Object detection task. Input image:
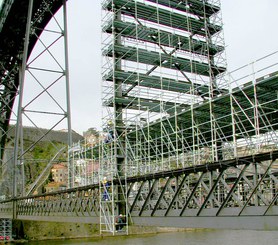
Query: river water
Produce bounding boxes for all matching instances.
[25,229,278,245]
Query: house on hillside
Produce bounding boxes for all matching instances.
[51,163,68,183]
[45,163,68,193]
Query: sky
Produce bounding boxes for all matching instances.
[18,0,278,135]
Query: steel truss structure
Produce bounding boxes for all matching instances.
[0,151,277,230]
[0,0,72,198]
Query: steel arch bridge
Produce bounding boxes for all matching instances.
[0,0,278,235]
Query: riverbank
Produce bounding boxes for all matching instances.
[9,220,197,243]
[2,229,278,245]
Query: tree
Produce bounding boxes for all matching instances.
[83,127,99,137]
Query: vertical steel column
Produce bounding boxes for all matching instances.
[229,78,237,158]
[63,0,73,188]
[13,0,34,199]
[12,0,34,219]
[114,8,126,217]
[252,62,260,153]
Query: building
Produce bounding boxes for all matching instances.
[51,163,68,183]
[45,163,68,193]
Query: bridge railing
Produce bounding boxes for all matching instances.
[227,50,278,90]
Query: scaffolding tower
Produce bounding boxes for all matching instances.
[100,0,278,234]
[100,0,225,234]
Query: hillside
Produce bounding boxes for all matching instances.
[6,125,84,144]
[0,126,84,198]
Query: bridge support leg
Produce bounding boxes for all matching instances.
[13,0,34,199]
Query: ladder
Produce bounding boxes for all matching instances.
[99,175,129,235]
[99,135,129,235]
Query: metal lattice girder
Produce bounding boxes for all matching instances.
[215,164,249,215]
[103,0,222,37]
[0,0,64,161]
[0,0,64,80]
[196,169,226,215]
[0,150,277,229]
[126,152,278,217]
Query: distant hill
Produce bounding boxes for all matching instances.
[7,125,84,144]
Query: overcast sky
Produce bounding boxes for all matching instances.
[22,0,278,135]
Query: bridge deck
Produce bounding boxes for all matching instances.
[1,149,277,230]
